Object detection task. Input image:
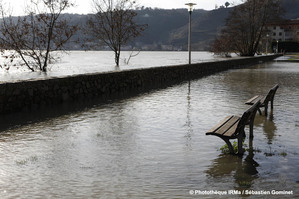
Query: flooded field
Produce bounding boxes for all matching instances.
[0,51,236,83]
[0,60,299,198]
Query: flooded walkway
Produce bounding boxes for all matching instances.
[0,61,298,198]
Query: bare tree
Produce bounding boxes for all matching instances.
[0,0,78,72]
[124,49,140,64]
[212,0,282,56]
[211,33,233,57]
[87,0,146,66]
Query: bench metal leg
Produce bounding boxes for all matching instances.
[221,137,234,154]
[237,130,245,155]
[257,108,262,115]
[249,120,254,139]
[249,136,253,149]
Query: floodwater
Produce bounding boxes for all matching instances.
[0,60,299,198]
[0,51,237,83]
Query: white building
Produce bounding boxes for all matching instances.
[266,19,299,41]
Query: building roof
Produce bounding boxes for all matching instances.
[267,19,299,26]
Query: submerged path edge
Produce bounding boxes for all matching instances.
[0,54,281,115]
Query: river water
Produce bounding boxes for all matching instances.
[0,51,236,83]
[0,58,299,198]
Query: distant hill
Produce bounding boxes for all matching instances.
[67,7,231,51]
[134,0,299,51]
[134,8,211,50]
[281,0,299,19]
[77,0,299,51]
[167,8,231,51]
[6,0,297,51]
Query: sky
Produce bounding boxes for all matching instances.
[2,0,243,16]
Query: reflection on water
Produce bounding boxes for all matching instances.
[254,111,277,144]
[1,61,299,198]
[206,145,259,189]
[184,81,193,150]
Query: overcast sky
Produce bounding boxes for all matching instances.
[2,0,243,15]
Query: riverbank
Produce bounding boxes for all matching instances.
[0,54,281,114]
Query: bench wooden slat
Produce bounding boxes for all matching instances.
[214,116,240,136]
[260,96,267,104]
[223,122,239,137]
[206,116,233,134]
[245,95,260,105]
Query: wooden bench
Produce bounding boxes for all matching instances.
[206,100,261,155]
[245,84,279,116]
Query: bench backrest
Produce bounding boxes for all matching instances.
[265,84,279,103]
[237,100,261,132]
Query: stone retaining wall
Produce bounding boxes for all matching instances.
[0,54,281,114]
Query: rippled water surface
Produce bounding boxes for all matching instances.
[0,61,299,198]
[0,51,233,83]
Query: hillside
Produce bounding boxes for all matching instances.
[13,0,297,51]
[281,0,299,19]
[132,0,299,51]
[131,8,231,51]
[65,7,231,51]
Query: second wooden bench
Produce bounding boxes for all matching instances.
[245,84,279,116]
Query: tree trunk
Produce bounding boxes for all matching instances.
[114,50,120,66]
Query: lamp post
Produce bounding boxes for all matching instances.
[276,40,279,53]
[185,3,196,64]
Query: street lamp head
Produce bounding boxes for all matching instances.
[185,3,197,12]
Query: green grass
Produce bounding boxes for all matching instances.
[220,141,247,154]
[238,181,253,188]
[15,156,38,166]
[287,53,299,61]
[279,151,287,157]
